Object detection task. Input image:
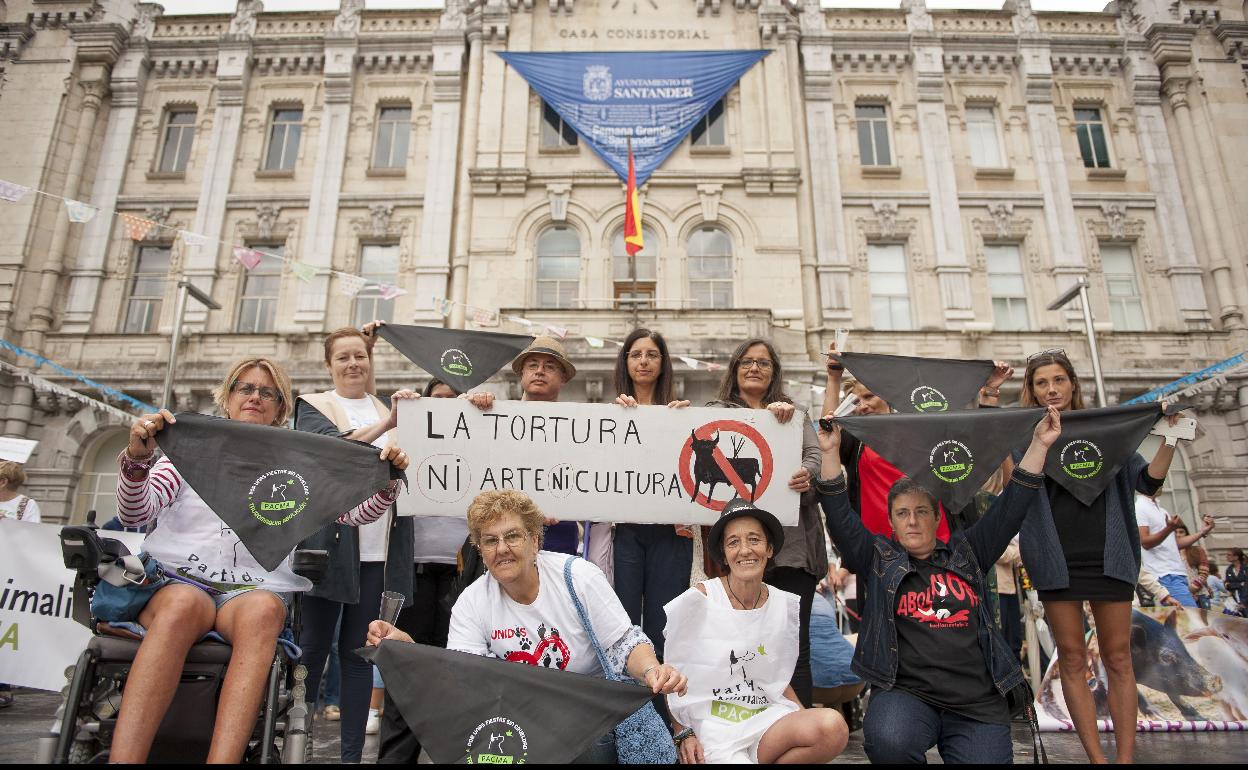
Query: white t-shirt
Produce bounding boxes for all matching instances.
[333,392,392,562]
[447,551,631,677]
[0,494,41,523]
[1136,495,1187,578]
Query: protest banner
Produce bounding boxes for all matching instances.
[0,520,143,691]
[1035,607,1248,732]
[0,436,37,463]
[395,399,804,525]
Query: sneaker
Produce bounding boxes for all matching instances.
[365,708,380,735]
[322,704,340,722]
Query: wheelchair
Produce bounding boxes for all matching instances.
[35,517,327,764]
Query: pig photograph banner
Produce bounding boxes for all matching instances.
[395,399,804,525]
[1035,607,1248,732]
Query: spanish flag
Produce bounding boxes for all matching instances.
[624,139,644,256]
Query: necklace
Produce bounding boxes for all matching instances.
[724,576,764,610]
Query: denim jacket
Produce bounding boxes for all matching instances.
[815,468,1045,697]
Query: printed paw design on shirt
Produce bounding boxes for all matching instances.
[503,623,571,669]
[896,570,977,628]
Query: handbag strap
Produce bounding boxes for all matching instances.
[15,496,29,520]
[562,555,618,681]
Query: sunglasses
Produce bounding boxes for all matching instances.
[1027,348,1069,363]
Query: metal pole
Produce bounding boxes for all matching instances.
[161,282,190,411]
[1078,280,1109,407]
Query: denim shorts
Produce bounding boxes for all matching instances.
[212,585,293,611]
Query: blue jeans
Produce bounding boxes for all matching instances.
[612,523,693,659]
[1159,573,1198,607]
[863,687,1012,764]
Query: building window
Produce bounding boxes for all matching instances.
[856,104,892,166]
[236,245,283,334]
[690,98,726,147]
[611,226,658,308]
[1074,107,1111,169]
[966,105,1003,168]
[1138,436,1197,525]
[353,244,401,327]
[157,109,196,173]
[72,431,129,525]
[687,226,733,309]
[867,243,911,330]
[264,107,303,171]
[372,105,411,170]
[535,226,580,308]
[1100,244,1146,331]
[541,100,578,148]
[984,244,1029,331]
[122,245,172,333]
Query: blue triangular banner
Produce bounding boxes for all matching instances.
[498,50,769,186]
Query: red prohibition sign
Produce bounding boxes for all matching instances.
[678,420,775,512]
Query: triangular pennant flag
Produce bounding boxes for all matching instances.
[64,199,97,223]
[232,245,263,270]
[0,180,31,202]
[360,641,654,765]
[120,213,157,241]
[178,229,212,251]
[155,413,400,571]
[339,273,368,297]
[376,324,536,393]
[378,284,407,301]
[834,352,995,414]
[434,297,453,316]
[507,314,535,327]
[583,335,605,349]
[290,260,318,282]
[498,51,769,185]
[471,308,499,327]
[1042,403,1164,506]
[544,324,568,339]
[836,408,1044,515]
[680,356,700,370]
[706,362,724,372]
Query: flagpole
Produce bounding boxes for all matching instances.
[627,137,639,328]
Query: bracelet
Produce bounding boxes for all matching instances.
[981,386,1001,397]
[673,727,694,745]
[641,663,660,680]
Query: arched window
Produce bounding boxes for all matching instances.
[611,226,658,308]
[535,226,581,309]
[72,431,130,525]
[687,226,733,309]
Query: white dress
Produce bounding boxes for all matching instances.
[663,578,801,764]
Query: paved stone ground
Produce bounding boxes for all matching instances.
[3,687,1244,764]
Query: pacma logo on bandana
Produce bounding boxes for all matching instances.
[441,348,473,378]
[247,469,310,526]
[466,716,529,764]
[910,385,949,413]
[929,440,973,484]
[1060,439,1104,480]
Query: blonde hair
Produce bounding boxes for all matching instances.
[214,357,294,426]
[466,490,545,549]
[0,461,26,488]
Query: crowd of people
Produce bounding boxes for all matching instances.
[6,321,1241,764]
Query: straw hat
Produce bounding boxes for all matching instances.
[511,335,577,381]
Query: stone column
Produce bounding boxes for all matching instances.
[447,18,487,330]
[293,32,357,331]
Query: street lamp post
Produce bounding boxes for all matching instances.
[160,279,222,410]
[1047,277,1108,408]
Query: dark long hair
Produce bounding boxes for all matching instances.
[422,378,459,397]
[1021,350,1086,411]
[614,328,675,404]
[716,338,790,407]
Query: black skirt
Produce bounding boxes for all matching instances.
[1037,565,1135,603]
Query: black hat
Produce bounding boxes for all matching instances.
[707,498,785,569]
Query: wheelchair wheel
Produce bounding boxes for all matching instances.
[67,736,107,764]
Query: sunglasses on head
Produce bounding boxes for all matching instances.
[1027,348,1069,363]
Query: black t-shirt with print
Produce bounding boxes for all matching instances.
[892,557,1009,724]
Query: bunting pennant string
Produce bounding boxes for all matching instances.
[290,260,318,283]
[0,339,155,414]
[232,246,263,270]
[377,284,407,301]
[0,180,30,202]
[339,273,368,298]
[64,199,97,223]
[120,212,157,241]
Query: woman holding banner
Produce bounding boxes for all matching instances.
[707,338,824,707]
[108,356,410,763]
[815,407,1061,763]
[1018,350,1183,764]
[611,328,694,659]
[294,327,417,764]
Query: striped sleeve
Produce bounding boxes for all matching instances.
[116,452,183,528]
[338,484,399,527]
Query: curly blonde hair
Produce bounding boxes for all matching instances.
[213,357,294,426]
[466,490,545,549]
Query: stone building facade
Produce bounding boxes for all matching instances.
[0,0,1245,549]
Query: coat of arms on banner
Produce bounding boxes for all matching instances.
[583,65,612,102]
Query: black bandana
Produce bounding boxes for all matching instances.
[834,352,995,413]
[376,324,534,392]
[155,413,401,571]
[836,408,1044,514]
[1042,403,1164,506]
[358,641,654,764]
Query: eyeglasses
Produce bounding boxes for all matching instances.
[522,359,562,374]
[627,350,663,362]
[1027,348,1068,363]
[739,358,774,371]
[231,381,283,402]
[478,530,528,553]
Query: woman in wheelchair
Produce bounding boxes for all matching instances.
[108,357,411,763]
